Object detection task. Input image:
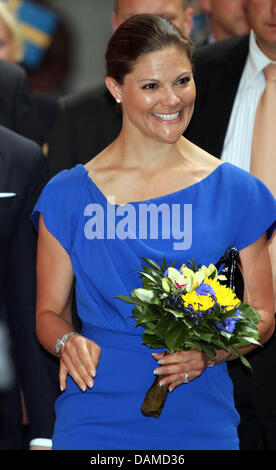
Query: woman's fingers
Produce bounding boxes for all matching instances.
[60,335,101,391]
[154,362,188,377]
[157,370,196,389]
[87,340,101,378]
[67,335,96,378]
[59,355,93,393]
[152,350,208,389]
[154,350,207,369]
[59,358,68,392]
[61,348,94,391]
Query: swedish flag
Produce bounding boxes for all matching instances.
[2,0,58,68]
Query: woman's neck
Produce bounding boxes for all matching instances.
[110,126,185,173]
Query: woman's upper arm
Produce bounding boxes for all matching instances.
[239,233,275,341]
[36,213,75,321]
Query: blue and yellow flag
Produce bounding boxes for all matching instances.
[2,0,58,68]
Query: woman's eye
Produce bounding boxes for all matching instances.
[142,83,157,90]
[177,76,190,85]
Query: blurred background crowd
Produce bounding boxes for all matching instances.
[0,1,206,96]
[0,0,251,153]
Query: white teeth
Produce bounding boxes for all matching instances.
[154,112,180,121]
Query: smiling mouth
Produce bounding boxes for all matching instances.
[153,111,182,122]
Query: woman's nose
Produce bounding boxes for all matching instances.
[160,87,180,107]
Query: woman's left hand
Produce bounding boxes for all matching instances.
[152,349,209,392]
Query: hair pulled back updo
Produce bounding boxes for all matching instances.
[105,14,193,84]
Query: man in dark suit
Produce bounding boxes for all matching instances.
[185,34,249,157]
[0,59,59,449]
[46,85,122,178]
[0,59,41,144]
[45,0,194,178]
[185,0,276,450]
[0,125,59,450]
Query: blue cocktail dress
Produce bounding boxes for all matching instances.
[32,162,276,450]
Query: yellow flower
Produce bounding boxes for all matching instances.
[181,290,215,311]
[203,278,240,310]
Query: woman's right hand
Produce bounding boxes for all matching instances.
[59,333,101,392]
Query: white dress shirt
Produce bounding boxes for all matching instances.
[221,30,276,171]
[29,438,52,448]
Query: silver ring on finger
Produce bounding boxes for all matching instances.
[184,370,189,384]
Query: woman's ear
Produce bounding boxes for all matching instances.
[105,76,122,104]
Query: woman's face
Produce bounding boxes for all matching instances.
[0,18,16,62]
[114,45,196,144]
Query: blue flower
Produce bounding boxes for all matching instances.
[196,282,216,298]
[216,310,241,334]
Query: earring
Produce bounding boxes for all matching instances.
[116,98,121,103]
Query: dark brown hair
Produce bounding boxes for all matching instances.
[106,14,193,84]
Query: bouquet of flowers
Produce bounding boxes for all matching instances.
[117,256,262,418]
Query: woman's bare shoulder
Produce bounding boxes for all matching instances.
[178,137,222,179]
[83,145,123,194]
[84,147,111,173]
[190,140,221,169]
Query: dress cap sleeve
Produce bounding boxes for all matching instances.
[31,167,83,254]
[233,173,276,251]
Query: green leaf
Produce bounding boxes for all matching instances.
[165,324,186,352]
[142,257,162,273]
[138,271,156,284]
[218,330,233,341]
[141,265,162,281]
[209,270,216,280]
[211,337,228,350]
[238,325,260,339]
[182,339,217,359]
[239,355,252,370]
[240,337,263,347]
[159,293,169,300]
[152,316,172,339]
[117,295,148,309]
[192,342,217,358]
[132,288,155,304]
[218,344,252,369]
[239,304,261,323]
[195,331,214,343]
[180,316,195,330]
[134,310,161,327]
[164,308,184,319]
[116,295,135,304]
[132,304,144,314]
[187,258,196,272]
[160,257,168,273]
[142,332,166,349]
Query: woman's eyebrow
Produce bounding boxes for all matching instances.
[137,71,192,83]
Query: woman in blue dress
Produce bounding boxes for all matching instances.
[32,15,276,450]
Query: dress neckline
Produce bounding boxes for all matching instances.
[78,162,227,207]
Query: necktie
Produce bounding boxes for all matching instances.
[250,63,276,306]
[250,63,276,197]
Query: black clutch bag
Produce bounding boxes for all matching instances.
[215,247,244,301]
